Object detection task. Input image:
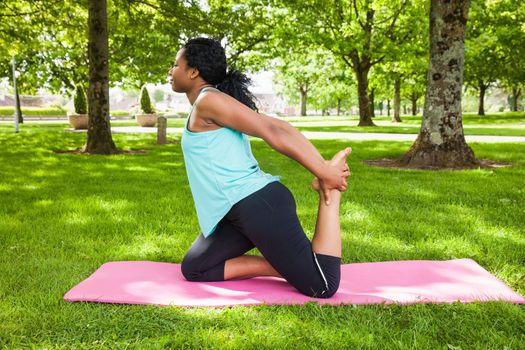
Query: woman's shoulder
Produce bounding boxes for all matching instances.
[196,88,240,115]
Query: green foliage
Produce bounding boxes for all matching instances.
[0,106,66,116]
[152,89,164,103]
[1,0,522,118]
[465,0,525,105]
[206,1,279,71]
[0,0,204,93]
[110,110,131,116]
[0,1,89,94]
[73,84,87,114]
[309,67,356,114]
[139,86,155,114]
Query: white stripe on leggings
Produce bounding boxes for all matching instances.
[313,252,329,293]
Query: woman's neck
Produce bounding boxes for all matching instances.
[187,84,215,105]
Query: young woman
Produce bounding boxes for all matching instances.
[170,37,351,298]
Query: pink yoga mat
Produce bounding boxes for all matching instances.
[64,258,525,307]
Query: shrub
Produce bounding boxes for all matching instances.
[140,86,155,114]
[25,107,66,116]
[74,84,87,114]
[0,107,66,116]
[153,89,165,103]
[0,107,14,116]
[110,110,130,116]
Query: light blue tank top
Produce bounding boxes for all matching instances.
[181,87,281,238]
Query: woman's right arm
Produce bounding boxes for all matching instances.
[262,116,348,193]
[194,92,348,199]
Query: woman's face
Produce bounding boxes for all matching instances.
[168,48,196,93]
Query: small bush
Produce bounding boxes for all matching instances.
[74,84,87,114]
[110,110,130,116]
[140,86,155,114]
[0,107,15,116]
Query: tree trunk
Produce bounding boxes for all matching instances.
[337,98,341,116]
[392,78,402,122]
[411,91,418,116]
[387,99,391,116]
[512,88,521,112]
[83,0,118,154]
[398,0,478,169]
[300,88,307,116]
[355,66,376,126]
[369,88,375,118]
[478,80,486,116]
[14,86,23,124]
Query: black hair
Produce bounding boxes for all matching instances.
[182,37,259,112]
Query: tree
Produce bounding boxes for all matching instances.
[1,0,205,154]
[310,67,355,116]
[272,48,333,116]
[0,1,89,95]
[404,74,426,116]
[83,0,117,154]
[1,0,204,94]
[464,0,525,113]
[464,0,501,115]
[399,0,478,169]
[205,1,278,72]
[490,0,525,112]
[0,1,51,123]
[277,0,415,126]
[109,0,204,88]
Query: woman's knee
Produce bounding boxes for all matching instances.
[181,251,225,282]
[298,279,340,299]
[305,253,341,299]
[181,253,202,282]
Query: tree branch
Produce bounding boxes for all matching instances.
[387,0,408,40]
[353,0,366,31]
[370,55,386,66]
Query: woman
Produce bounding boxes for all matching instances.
[170,37,351,298]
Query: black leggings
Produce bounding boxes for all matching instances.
[181,181,341,298]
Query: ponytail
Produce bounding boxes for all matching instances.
[216,68,259,112]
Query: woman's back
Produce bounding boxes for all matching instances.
[181,87,281,238]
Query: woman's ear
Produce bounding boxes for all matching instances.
[190,68,200,80]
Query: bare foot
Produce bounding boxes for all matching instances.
[312,147,352,192]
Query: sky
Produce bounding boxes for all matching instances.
[247,70,275,94]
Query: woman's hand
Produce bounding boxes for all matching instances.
[317,148,352,205]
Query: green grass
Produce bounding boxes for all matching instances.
[0,124,524,349]
[288,112,525,136]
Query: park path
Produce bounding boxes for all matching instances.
[66,126,525,143]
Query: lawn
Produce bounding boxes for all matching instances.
[3,111,524,137]
[0,124,524,349]
[287,112,525,137]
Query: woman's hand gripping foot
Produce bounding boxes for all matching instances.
[312,147,352,205]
